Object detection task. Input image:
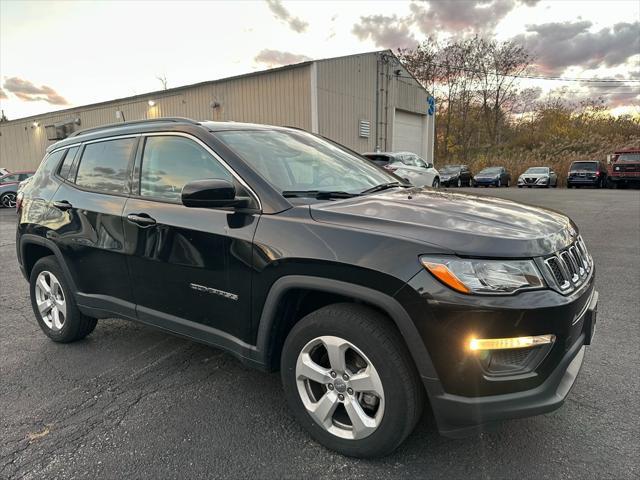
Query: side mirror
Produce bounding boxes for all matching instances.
[181,178,251,209]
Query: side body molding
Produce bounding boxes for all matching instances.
[253,275,440,382]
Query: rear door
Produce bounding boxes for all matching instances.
[123,133,259,344]
[47,136,138,317]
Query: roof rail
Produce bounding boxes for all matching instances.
[68,117,200,138]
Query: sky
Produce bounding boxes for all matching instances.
[1,0,639,120]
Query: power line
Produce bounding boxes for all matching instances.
[395,63,640,83]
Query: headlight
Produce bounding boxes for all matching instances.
[420,256,545,294]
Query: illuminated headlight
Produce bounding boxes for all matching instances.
[615,166,620,171]
[537,177,548,183]
[420,257,545,294]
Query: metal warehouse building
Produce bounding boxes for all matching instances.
[0,50,434,171]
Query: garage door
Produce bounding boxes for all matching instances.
[392,110,425,157]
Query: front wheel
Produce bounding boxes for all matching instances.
[281,304,424,458]
[1,192,17,208]
[432,177,440,188]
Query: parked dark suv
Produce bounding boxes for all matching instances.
[16,118,598,458]
[567,160,607,188]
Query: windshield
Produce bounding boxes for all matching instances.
[617,152,640,163]
[478,167,501,175]
[525,167,549,174]
[214,130,397,195]
[441,165,461,173]
[571,162,597,171]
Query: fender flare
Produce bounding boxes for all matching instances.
[19,234,79,293]
[254,275,439,381]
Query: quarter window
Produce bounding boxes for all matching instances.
[75,138,136,194]
[139,136,232,202]
[57,146,79,179]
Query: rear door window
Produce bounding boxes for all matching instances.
[74,138,137,194]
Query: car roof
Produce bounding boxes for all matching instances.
[47,118,296,153]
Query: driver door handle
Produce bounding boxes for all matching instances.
[126,213,157,227]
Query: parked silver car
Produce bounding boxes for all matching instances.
[362,151,440,188]
[0,171,35,207]
[517,167,558,188]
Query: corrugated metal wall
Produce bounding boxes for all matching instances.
[316,53,378,153]
[0,66,312,170]
[1,51,432,171]
[315,52,431,155]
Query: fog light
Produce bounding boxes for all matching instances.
[469,334,555,351]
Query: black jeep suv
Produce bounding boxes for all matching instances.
[16,118,598,457]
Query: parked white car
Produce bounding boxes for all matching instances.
[362,151,440,188]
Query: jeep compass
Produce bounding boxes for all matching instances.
[16,118,598,458]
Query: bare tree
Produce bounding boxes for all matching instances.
[156,75,168,90]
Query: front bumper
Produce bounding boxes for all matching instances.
[518,177,548,186]
[395,265,597,437]
[430,289,597,437]
[473,178,499,186]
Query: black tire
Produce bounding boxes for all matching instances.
[456,178,462,188]
[29,256,97,343]
[432,177,440,188]
[281,303,424,458]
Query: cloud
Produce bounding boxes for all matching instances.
[265,0,308,33]
[0,88,7,100]
[3,77,69,105]
[351,0,539,47]
[254,49,312,67]
[352,14,417,49]
[512,21,640,75]
[410,0,520,36]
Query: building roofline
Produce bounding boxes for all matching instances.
[0,50,397,125]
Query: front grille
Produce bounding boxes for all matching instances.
[543,237,592,293]
[525,177,536,184]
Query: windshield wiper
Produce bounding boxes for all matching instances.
[360,182,404,194]
[282,190,360,200]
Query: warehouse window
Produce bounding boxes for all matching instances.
[139,136,232,202]
[75,138,136,194]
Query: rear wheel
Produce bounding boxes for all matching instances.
[1,192,17,208]
[281,303,424,458]
[29,256,97,343]
[432,177,440,188]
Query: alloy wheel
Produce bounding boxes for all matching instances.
[295,335,385,440]
[2,193,17,208]
[34,271,67,331]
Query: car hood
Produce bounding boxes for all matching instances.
[309,188,576,257]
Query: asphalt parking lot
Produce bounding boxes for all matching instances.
[1,187,639,479]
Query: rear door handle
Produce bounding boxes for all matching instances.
[126,213,157,227]
[52,200,73,211]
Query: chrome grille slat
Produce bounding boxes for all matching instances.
[543,237,592,294]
